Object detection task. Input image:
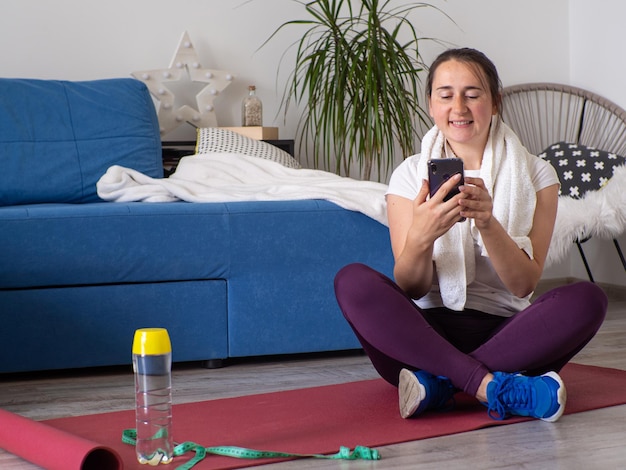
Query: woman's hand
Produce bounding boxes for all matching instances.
[458,176,493,229]
[387,174,466,299]
[420,173,467,237]
[456,176,560,298]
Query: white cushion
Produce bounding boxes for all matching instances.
[195,128,300,169]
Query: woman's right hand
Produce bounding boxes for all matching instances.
[413,174,466,243]
[387,174,465,298]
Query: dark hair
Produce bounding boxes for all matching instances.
[426,48,502,116]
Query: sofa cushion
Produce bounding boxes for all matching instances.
[0,78,162,205]
[0,201,231,289]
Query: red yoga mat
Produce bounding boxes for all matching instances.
[0,408,122,470]
[2,363,625,470]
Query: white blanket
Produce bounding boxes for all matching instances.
[96,152,389,226]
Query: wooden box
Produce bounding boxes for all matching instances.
[221,126,279,140]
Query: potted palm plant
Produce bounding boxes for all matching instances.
[262,0,449,181]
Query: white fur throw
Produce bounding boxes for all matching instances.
[547,164,626,266]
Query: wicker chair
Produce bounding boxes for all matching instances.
[502,83,626,281]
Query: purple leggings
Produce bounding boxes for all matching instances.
[334,263,608,397]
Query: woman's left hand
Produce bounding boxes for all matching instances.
[458,176,493,229]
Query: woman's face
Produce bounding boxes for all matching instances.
[428,59,497,154]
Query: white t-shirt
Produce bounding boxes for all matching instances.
[386,152,559,317]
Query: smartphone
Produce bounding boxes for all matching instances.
[428,158,464,201]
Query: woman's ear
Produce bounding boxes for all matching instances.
[492,92,502,115]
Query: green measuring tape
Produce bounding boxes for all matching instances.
[122,429,380,469]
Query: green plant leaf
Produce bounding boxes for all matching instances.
[258,0,453,180]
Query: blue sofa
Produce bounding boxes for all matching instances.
[0,78,394,373]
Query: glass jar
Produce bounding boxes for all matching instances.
[242,85,263,127]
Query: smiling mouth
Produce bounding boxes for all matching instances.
[450,120,472,126]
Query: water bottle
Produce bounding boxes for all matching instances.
[132,328,174,465]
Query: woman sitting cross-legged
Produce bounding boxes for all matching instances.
[334,47,608,422]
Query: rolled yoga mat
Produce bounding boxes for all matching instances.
[0,408,122,470]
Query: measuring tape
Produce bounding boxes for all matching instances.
[122,429,380,469]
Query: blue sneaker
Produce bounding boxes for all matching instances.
[398,369,456,418]
[486,371,566,422]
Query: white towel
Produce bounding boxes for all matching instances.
[418,117,536,310]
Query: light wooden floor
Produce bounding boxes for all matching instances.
[1,282,625,469]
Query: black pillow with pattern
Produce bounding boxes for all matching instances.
[539,142,626,199]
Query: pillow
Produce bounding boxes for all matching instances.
[195,128,301,169]
[0,78,162,206]
[539,142,626,199]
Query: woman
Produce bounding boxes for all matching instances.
[334,48,608,422]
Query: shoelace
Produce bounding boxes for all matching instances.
[487,374,533,420]
[122,429,380,469]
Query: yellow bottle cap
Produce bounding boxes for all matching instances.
[132,328,172,355]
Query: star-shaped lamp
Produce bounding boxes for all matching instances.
[132,31,235,135]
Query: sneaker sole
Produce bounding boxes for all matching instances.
[399,368,426,419]
[540,371,567,422]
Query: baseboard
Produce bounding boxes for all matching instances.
[536,277,626,301]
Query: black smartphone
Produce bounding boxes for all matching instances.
[428,158,464,201]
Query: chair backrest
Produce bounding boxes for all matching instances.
[501,82,626,157]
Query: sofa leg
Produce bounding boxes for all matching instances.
[202,359,226,369]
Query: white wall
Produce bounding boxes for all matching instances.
[570,0,626,108]
[0,0,570,143]
[1,0,624,285]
